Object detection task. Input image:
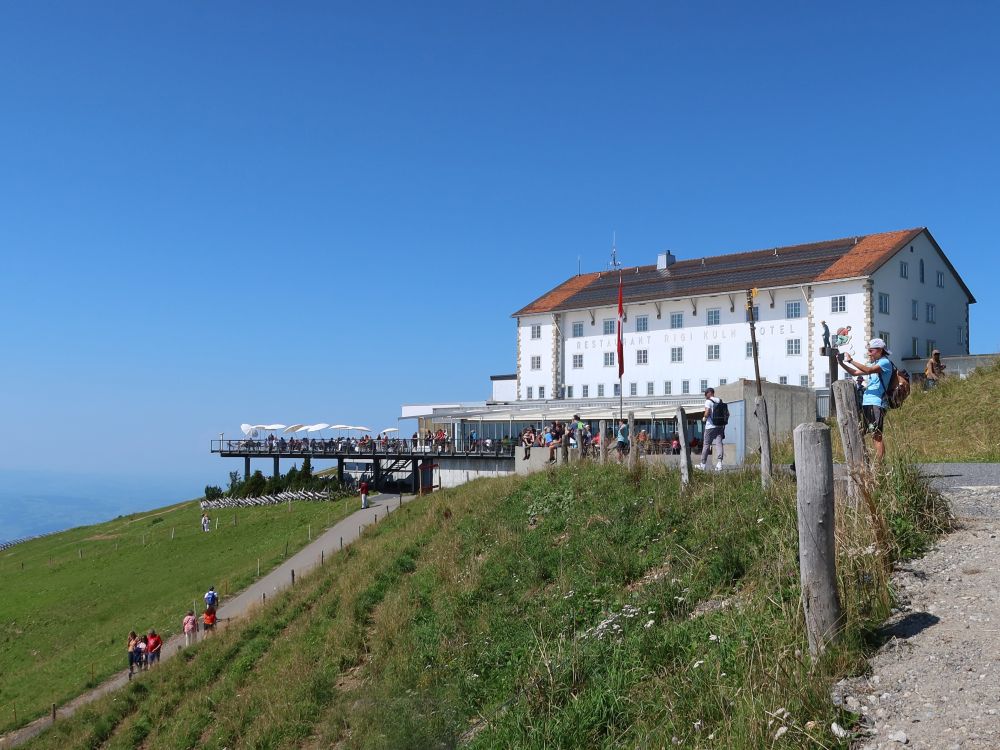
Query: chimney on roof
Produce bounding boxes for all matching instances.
[656,250,676,270]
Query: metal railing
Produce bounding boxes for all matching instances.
[211,438,517,458]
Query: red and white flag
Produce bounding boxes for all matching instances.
[617,272,625,379]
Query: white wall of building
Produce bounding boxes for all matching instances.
[870,232,970,362]
[517,314,556,400]
[491,377,517,402]
[809,279,870,387]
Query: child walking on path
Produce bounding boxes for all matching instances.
[183,610,199,647]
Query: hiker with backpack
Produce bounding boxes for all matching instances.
[839,337,909,462]
[698,388,729,472]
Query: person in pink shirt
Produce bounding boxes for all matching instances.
[182,610,198,647]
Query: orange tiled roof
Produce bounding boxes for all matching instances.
[512,228,974,316]
[516,271,602,315]
[814,228,924,281]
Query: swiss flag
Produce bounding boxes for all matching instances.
[617,272,625,379]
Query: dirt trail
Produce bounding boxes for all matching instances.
[837,481,1000,749]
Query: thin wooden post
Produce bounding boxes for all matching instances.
[51,703,56,723]
[262,592,266,604]
[308,524,312,541]
[257,558,260,577]
[755,396,772,489]
[291,569,295,586]
[340,536,343,550]
[627,411,636,469]
[832,379,866,509]
[321,550,324,565]
[793,422,843,658]
[599,420,607,464]
[676,405,692,487]
[171,527,175,540]
[828,355,840,416]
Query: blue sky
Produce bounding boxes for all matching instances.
[1,1,998,508]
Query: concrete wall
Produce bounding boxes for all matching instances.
[437,457,517,488]
[716,379,816,456]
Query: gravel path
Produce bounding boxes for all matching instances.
[835,476,1000,749]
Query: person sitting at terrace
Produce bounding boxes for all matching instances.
[278,437,287,451]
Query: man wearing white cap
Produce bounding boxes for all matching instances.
[838,338,892,462]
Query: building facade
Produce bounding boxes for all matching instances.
[514,228,973,401]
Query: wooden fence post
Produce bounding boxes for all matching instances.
[676,405,692,487]
[755,396,772,489]
[832,379,866,509]
[793,422,843,658]
[627,411,636,469]
[599,420,607,464]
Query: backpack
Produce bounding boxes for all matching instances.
[710,398,729,426]
[206,590,218,607]
[878,361,911,409]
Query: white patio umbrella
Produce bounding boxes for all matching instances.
[284,424,306,433]
[307,423,330,432]
[379,427,399,434]
[294,425,312,433]
[240,423,254,436]
[262,423,286,431]
[351,425,372,433]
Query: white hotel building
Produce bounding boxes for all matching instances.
[514,227,973,402]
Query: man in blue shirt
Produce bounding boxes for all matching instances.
[838,337,893,462]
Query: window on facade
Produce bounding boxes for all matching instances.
[682,380,690,394]
[700,379,709,393]
[825,373,831,387]
[912,337,919,357]
[630,382,637,396]
[636,349,648,365]
[636,315,648,332]
[900,261,908,279]
[785,300,801,319]
[603,319,615,335]
[597,384,605,397]
[538,386,545,399]
[582,385,589,398]
[926,340,936,357]
[746,305,760,322]
[912,299,918,320]
[831,296,846,313]
[779,376,788,385]
[706,308,720,326]
[566,385,574,399]
[526,386,533,399]
[647,381,654,396]
[878,293,890,314]
[664,380,672,395]
[613,383,621,397]
[530,356,541,370]
[878,331,890,350]
[572,354,583,369]
[671,346,683,363]
[958,326,965,346]
[603,352,615,367]
[746,341,757,358]
[926,303,936,323]
[936,271,944,288]
[800,375,809,387]
[530,324,541,339]
[670,311,684,329]
[787,338,801,356]
[707,344,720,361]
[919,259,925,283]
[572,322,584,338]
[719,378,727,385]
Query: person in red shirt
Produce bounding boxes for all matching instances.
[146,629,162,666]
[203,607,217,635]
[359,479,369,509]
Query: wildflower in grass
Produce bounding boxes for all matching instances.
[692,659,704,669]
[644,620,654,629]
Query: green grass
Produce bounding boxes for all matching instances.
[0,495,360,734]
[18,459,948,749]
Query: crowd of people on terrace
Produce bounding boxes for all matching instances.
[518,416,700,463]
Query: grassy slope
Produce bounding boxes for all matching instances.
[0,496,359,734]
[21,461,948,749]
[889,359,1000,461]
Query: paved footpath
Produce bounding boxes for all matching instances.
[0,492,418,749]
[835,465,1000,749]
